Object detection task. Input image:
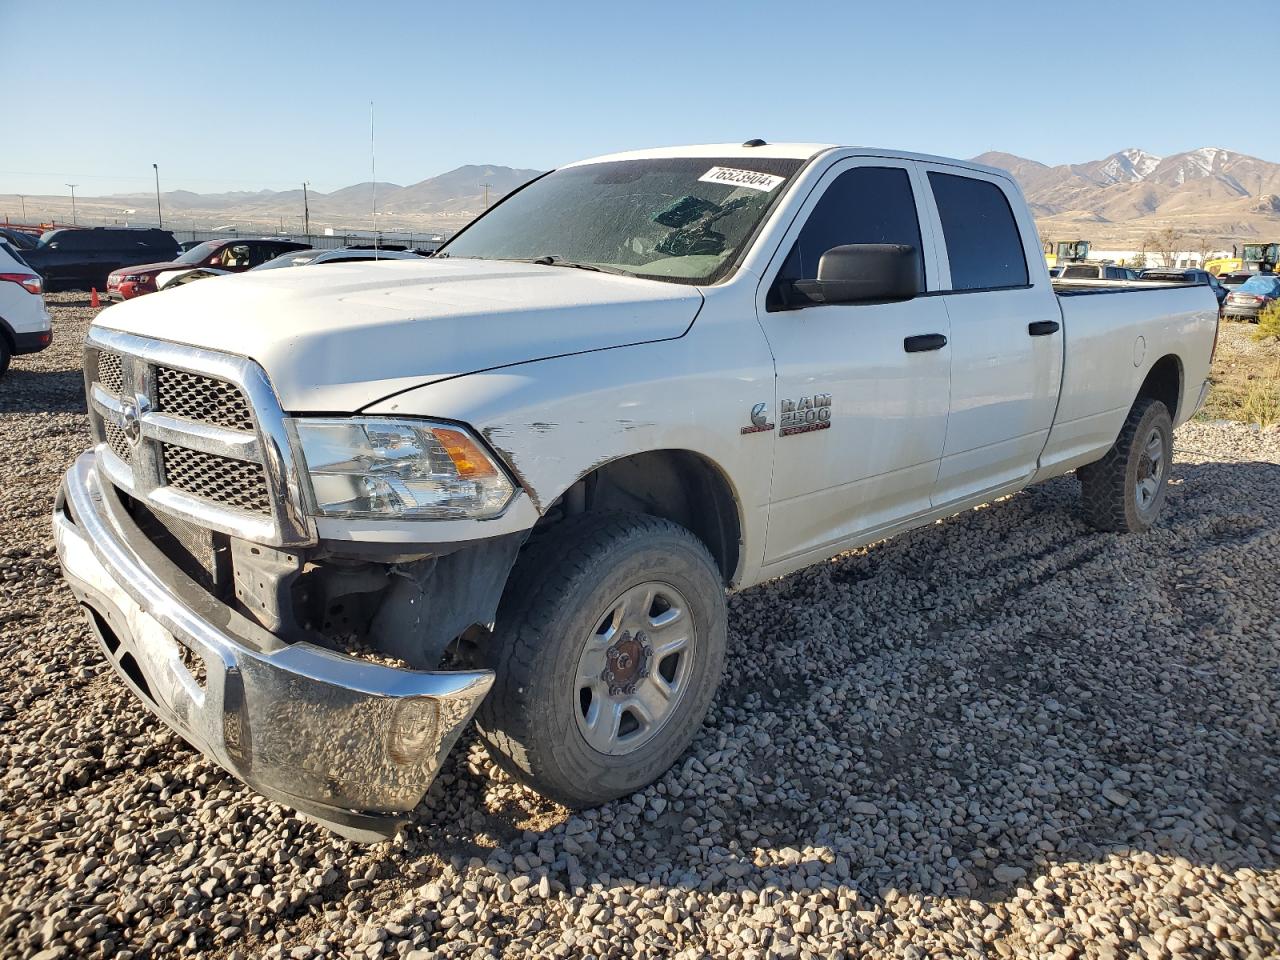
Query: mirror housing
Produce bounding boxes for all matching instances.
[784,243,922,307]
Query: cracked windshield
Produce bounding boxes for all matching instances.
[438,156,803,283]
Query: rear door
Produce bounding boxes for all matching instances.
[756,158,952,566]
[917,166,1064,506]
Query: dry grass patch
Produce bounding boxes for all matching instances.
[1198,319,1280,428]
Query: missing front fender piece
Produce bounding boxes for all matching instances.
[367,532,527,669]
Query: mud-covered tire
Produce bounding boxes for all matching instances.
[1077,398,1173,533]
[475,511,727,808]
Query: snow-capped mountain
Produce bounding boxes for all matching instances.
[1095,148,1163,183]
[972,146,1280,227]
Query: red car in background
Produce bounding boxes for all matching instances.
[106,237,309,300]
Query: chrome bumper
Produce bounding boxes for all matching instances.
[52,453,493,842]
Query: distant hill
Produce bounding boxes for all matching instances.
[5,165,547,234]
[973,147,1280,245]
[6,151,1279,245]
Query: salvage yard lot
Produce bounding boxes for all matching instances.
[1,295,1278,959]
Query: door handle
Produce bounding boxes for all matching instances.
[1028,320,1060,336]
[904,333,947,353]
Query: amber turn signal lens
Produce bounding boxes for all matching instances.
[434,427,499,478]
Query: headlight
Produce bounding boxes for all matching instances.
[288,418,515,520]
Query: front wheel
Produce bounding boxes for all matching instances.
[476,512,727,808]
[1077,398,1173,533]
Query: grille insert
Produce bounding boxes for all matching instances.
[162,444,270,514]
[104,421,132,464]
[96,352,125,396]
[155,367,255,432]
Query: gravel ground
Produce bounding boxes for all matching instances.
[2,294,1278,959]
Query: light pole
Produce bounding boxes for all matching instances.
[65,184,79,225]
[302,181,310,238]
[481,182,492,210]
[152,163,163,227]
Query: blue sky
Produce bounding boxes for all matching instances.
[1,0,1256,197]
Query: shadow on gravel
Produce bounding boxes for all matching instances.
[399,460,1279,914]
[0,367,87,414]
[8,426,1278,956]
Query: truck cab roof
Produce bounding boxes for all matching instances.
[566,142,1014,181]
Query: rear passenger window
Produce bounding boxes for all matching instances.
[928,172,1028,291]
[776,166,924,289]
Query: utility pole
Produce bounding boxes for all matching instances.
[302,181,311,239]
[152,163,163,227]
[480,182,492,210]
[66,184,79,225]
[17,195,26,220]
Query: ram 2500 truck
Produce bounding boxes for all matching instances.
[53,142,1218,840]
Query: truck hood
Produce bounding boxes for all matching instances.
[92,258,704,411]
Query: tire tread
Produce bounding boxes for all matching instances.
[476,511,721,805]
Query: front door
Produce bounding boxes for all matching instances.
[756,159,952,567]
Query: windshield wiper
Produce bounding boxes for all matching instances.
[517,255,633,277]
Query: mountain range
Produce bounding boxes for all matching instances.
[0,165,545,234]
[4,149,1279,244]
[972,147,1280,244]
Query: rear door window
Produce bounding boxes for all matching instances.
[775,165,924,287]
[928,172,1029,290]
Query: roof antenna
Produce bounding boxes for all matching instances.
[370,101,378,260]
[742,138,767,148]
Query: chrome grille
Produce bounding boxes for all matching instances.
[104,421,132,465]
[96,351,125,395]
[155,366,255,432]
[162,445,270,514]
[83,330,313,546]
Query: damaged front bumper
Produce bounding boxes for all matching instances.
[52,453,493,842]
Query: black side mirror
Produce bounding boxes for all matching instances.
[784,243,923,307]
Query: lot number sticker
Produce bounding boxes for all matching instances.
[698,166,785,192]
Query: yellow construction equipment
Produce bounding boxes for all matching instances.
[1043,239,1091,268]
[1206,242,1278,276]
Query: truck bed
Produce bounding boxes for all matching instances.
[1052,278,1198,295]
[1035,280,1218,482]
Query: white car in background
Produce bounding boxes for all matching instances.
[157,246,425,290]
[0,241,52,376]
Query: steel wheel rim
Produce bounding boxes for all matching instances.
[1135,426,1166,513]
[573,580,697,757]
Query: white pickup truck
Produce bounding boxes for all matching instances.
[54,142,1218,840]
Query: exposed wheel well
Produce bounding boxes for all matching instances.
[1137,354,1182,422]
[534,450,742,587]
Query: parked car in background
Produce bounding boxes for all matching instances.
[1218,271,1258,290]
[255,247,426,269]
[21,227,178,291]
[0,227,40,251]
[1223,273,1280,321]
[1139,268,1228,310]
[1058,262,1140,281]
[0,241,52,375]
[107,237,310,299]
[160,246,424,290]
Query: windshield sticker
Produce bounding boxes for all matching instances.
[697,166,785,193]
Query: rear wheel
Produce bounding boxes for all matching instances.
[0,338,10,378]
[476,511,727,807]
[1077,397,1173,533]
